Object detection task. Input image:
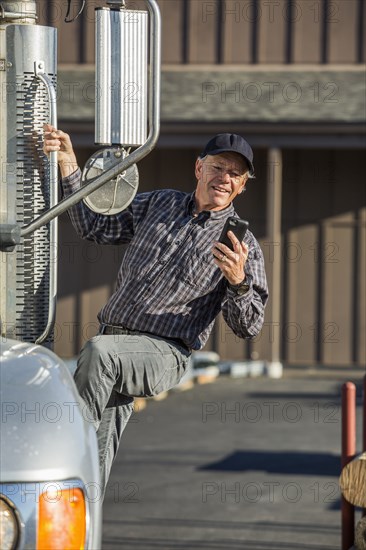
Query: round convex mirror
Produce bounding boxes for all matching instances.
[81,147,139,215]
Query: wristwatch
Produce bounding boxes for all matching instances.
[229,278,251,296]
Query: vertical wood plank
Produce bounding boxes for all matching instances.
[322,215,354,365]
[292,0,322,63]
[362,0,366,62]
[160,0,184,64]
[329,151,365,366]
[36,0,49,25]
[320,149,355,365]
[55,295,77,358]
[222,0,252,63]
[265,148,282,365]
[188,0,218,63]
[328,0,358,63]
[281,149,298,362]
[49,0,81,64]
[234,148,268,361]
[285,150,329,364]
[156,148,195,190]
[84,0,105,65]
[285,225,318,364]
[80,285,110,344]
[216,313,247,361]
[139,147,195,192]
[257,0,287,63]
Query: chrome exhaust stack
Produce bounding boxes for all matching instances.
[0,0,58,343]
[0,0,161,343]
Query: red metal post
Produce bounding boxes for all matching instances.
[363,375,366,453]
[341,382,356,550]
[363,375,366,518]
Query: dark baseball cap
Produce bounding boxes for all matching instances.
[200,133,254,176]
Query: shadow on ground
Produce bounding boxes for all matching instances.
[199,450,340,477]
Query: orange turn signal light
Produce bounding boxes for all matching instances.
[37,487,86,550]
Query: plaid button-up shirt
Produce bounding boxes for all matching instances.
[62,169,268,350]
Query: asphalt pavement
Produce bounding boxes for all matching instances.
[101,373,365,550]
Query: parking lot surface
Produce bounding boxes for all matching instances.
[102,374,365,550]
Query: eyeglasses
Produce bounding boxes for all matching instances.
[204,162,246,184]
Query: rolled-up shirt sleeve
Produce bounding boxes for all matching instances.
[221,237,269,339]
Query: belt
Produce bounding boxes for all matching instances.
[99,323,191,354]
[99,323,132,335]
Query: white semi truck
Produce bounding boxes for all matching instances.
[0,1,161,547]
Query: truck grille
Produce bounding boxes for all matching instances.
[14,72,56,342]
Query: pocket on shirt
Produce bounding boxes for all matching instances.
[181,250,222,288]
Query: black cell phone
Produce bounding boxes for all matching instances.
[218,217,249,251]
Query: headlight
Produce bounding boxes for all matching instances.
[0,497,19,550]
[37,487,86,549]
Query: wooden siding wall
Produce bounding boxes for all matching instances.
[37,0,365,65]
[55,147,366,367]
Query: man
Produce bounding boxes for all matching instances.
[44,127,268,492]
